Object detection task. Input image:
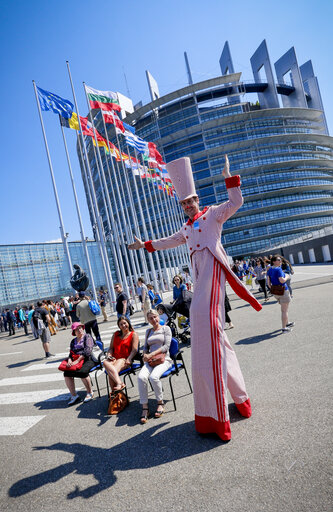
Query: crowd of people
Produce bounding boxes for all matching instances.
[231,254,294,332]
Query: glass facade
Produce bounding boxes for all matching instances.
[122,74,333,258]
[0,241,114,308]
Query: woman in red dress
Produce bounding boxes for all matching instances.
[103,316,139,393]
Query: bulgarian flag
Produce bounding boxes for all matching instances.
[85,85,121,113]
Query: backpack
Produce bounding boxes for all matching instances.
[88,300,101,315]
[32,310,45,336]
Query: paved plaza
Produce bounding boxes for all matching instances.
[0,265,332,511]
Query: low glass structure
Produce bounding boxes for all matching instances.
[0,241,114,308]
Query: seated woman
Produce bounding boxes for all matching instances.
[137,309,172,424]
[103,315,139,395]
[64,322,96,406]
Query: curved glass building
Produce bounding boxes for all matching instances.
[121,40,333,258]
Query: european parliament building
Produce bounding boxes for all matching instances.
[2,40,332,308]
[120,41,332,259]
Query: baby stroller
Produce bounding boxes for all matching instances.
[156,304,191,344]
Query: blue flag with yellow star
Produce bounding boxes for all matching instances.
[37,86,74,119]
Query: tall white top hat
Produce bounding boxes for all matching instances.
[166,157,197,201]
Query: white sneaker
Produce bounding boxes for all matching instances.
[286,322,295,327]
[68,394,80,406]
[281,327,292,334]
[83,392,94,403]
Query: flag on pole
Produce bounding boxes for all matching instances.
[59,112,95,137]
[124,131,149,154]
[148,142,164,165]
[123,122,135,134]
[37,86,74,118]
[85,85,121,112]
[102,109,125,133]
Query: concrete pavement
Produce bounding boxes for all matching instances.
[0,264,332,511]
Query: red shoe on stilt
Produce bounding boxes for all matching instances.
[235,398,252,418]
[195,415,232,441]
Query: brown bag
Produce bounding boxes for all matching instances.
[149,353,166,367]
[270,284,285,296]
[146,327,166,367]
[107,391,129,415]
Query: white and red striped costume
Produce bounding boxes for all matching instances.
[145,176,262,440]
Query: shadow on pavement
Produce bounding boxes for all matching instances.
[235,330,281,345]
[8,422,223,499]
[7,358,43,369]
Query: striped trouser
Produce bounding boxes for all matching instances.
[190,248,249,441]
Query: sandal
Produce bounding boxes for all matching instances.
[140,407,149,424]
[113,383,126,393]
[155,402,165,418]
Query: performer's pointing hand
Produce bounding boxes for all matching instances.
[222,154,231,178]
[128,235,144,250]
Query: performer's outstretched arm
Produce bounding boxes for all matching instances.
[213,154,243,223]
[128,230,186,253]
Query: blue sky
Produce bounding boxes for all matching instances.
[0,0,332,245]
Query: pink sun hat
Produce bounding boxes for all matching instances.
[71,322,85,336]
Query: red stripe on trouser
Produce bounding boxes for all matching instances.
[215,261,226,421]
[210,258,225,422]
[210,259,222,421]
[214,261,226,422]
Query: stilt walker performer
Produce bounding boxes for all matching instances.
[129,155,262,441]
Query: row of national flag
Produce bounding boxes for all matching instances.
[37,84,175,194]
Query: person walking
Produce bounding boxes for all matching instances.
[76,292,101,341]
[281,257,294,298]
[28,305,39,339]
[32,301,53,357]
[18,306,28,335]
[267,255,294,334]
[253,257,268,302]
[136,277,150,325]
[99,288,108,322]
[114,283,130,319]
[129,155,261,441]
[6,309,16,336]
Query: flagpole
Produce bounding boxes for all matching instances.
[100,117,149,284]
[90,139,124,284]
[137,152,175,280]
[103,126,142,286]
[116,140,165,292]
[65,62,116,308]
[136,151,175,282]
[32,80,73,279]
[82,86,136,297]
[124,145,160,289]
[60,122,98,302]
[75,131,117,297]
[122,153,150,283]
[132,149,165,292]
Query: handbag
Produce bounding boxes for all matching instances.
[146,327,166,367]
[129,303,135,316]
[107,391,129,415]
[91,343,105,363]
[58,352,85,372]
[149,353,166,367]
[270,284,285,296]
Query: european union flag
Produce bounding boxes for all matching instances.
[37,86,74,119]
